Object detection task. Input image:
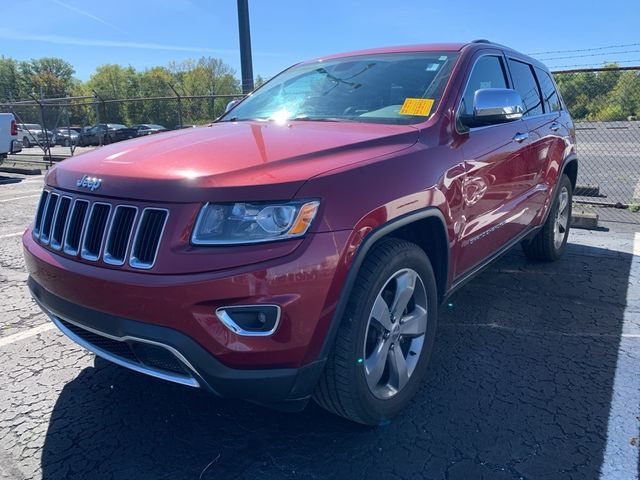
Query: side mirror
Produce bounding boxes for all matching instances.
[460,88,524,128]
[225,98,241,113]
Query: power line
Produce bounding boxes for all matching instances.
[539,49,640,61]
[547,59,640,69]
[528,42,640,56]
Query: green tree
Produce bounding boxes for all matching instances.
[87,64,138,124]
[169,57,240,122]
[136,67,177,127]
[19,57,75,98]
[554,64,640,121]
[255,74,266,88]
[0,56,21,101]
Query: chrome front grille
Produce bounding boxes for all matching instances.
[40,192,58,245]
[81,202,111,260]
[63,199,89,256]
[130,208,169,269]
[50,196,71,250]
[34,189,168,269]
[104,206,137,265]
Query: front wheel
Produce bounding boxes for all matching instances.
[522,173,573,261]
[22,137,31,148]
[314,238,438,425]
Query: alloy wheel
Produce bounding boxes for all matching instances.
[363,268,428,399]
[554,186,570,249]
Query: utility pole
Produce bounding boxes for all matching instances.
[237,0,254,94]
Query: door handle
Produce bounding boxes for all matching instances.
[513,132,529,143]
[549,122,560,132]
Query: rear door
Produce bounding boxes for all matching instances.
[531,65,568,204]
[505,58,559,216]
[454,52,537,277]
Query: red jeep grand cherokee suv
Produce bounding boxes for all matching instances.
[24,40,576,424]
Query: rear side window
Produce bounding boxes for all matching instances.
[460,55,508,117]
[507,59,543,117]
[534,67,561,113]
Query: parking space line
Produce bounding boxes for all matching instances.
[0,323,55,348]
[0,194,41,203]
[0,189,44,197]
[600,232,640,480]
[0,232,24,239]
[438,323,640,338]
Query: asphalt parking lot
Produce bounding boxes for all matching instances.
[0,172,639,480]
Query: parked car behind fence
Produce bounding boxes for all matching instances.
[132,124,167,136]
[17,123,53,148]
[52,127,81,147]
[78,124,138,146]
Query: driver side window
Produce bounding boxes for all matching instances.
[460,56,509,117]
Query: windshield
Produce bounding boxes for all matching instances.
[221,52,458,125]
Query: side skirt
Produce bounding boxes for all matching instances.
[444,224,542,300]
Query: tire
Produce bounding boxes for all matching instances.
[64,138,70,147]
[522,174,573,261]
[314,237,438,425]
[22,137,30,148]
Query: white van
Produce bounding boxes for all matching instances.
[0,113,22,159]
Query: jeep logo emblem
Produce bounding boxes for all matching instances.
[76,175,102,192]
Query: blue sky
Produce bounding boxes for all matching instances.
[2,0,639,80]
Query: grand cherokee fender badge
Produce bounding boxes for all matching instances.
[76,175,102,192]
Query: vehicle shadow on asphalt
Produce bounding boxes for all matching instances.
[40,243,634,480]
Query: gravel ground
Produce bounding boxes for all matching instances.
[0,172,638,480]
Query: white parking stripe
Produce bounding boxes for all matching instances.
[0,323,55,348]
[0,232,25,239]
[600,232,640,480]
[0,194,41,203]
[0,189,44,198]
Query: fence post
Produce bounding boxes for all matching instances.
[92,90,105,146]
[29,92,53,167]
[64,100,74,156]
[167,83,183,128]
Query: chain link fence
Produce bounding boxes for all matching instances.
[553,66,640,211]
[0,93,242,164]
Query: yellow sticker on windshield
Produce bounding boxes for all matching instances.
[399,98,434,116]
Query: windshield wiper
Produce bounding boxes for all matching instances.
[289,116,354,123]
[217,117,268,122]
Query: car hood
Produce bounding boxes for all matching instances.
[46,121,419,202]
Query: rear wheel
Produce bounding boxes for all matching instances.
[522,174,573,261]
[314,238,438,425]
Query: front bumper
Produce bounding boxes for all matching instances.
[29,278,325,410]
[10,139,22,153]
[24,227,354,407]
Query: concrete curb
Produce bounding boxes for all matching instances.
[0,166,42,176]
[571,210,599,230]
[575,184,600,197]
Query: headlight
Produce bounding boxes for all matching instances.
[191,200,320,245]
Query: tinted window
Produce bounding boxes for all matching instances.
[535,67,561,113]
[460,56,508,117]
[507,59,543,117]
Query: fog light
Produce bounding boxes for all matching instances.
[215,305,281,336]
